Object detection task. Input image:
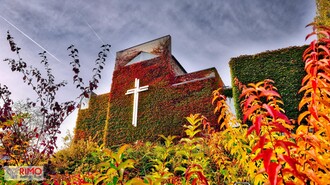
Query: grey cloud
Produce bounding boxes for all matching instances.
[0,0,316,73]
[0,0,316,149]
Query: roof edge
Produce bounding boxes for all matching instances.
[117,35,171,54]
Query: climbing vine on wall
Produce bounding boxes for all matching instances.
[104,56,220,146]
[75,93,109,143]
[75,37,222,146]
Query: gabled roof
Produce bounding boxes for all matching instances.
[117,35,171,54]
[115,35,171,70]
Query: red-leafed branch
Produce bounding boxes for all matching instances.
[0,32,111,165]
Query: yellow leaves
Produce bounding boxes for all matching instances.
[212,89,226,104]
[184,129,202,139]
[95,169,116,184]
[212,24,330,185]
[126,178,149,185]
[217,127,252,177]
[297,111,310,124]
[305,170,322,185]
[218,104,227,126]
[325,123,330,141]
[298,96,312,111]
[254,173,266,185]
[295,125,309,135]
[184,114,206,139]
[207,102,253,183]
[296,31,330,182]
[98,144,130,169]
[159,135,177,148]
[186,114,202,125]
[0,119,14,127]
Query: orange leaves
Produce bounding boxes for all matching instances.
[243,104,260,123]
[305,31,316,41]
[212,88,240,129]
[242,80,293,137]
[259,90,281,99]
[318,72,330,83]
[292,23,330,184]
[243,95,258,110]
[185,164,209,185]
[210,23,330,185]
[239,79,301,185]
[305,170,322,185]
[318,45,330,56]
[299,22,330,171]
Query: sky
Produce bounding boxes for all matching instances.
[0,0,316,148]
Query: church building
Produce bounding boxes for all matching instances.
[75,35,224,146]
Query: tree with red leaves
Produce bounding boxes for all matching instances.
[0,32,110,165]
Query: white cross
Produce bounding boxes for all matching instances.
[125,78,149,127]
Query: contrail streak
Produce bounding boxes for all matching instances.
[0,15,62,63]
[82,17,115,58]
[72,0,115,58]
[75,9,105,45]
[85,20,105,44]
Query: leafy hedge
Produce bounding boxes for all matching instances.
[229,45,308,120]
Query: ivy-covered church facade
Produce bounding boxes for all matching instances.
[75,35,224,146]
